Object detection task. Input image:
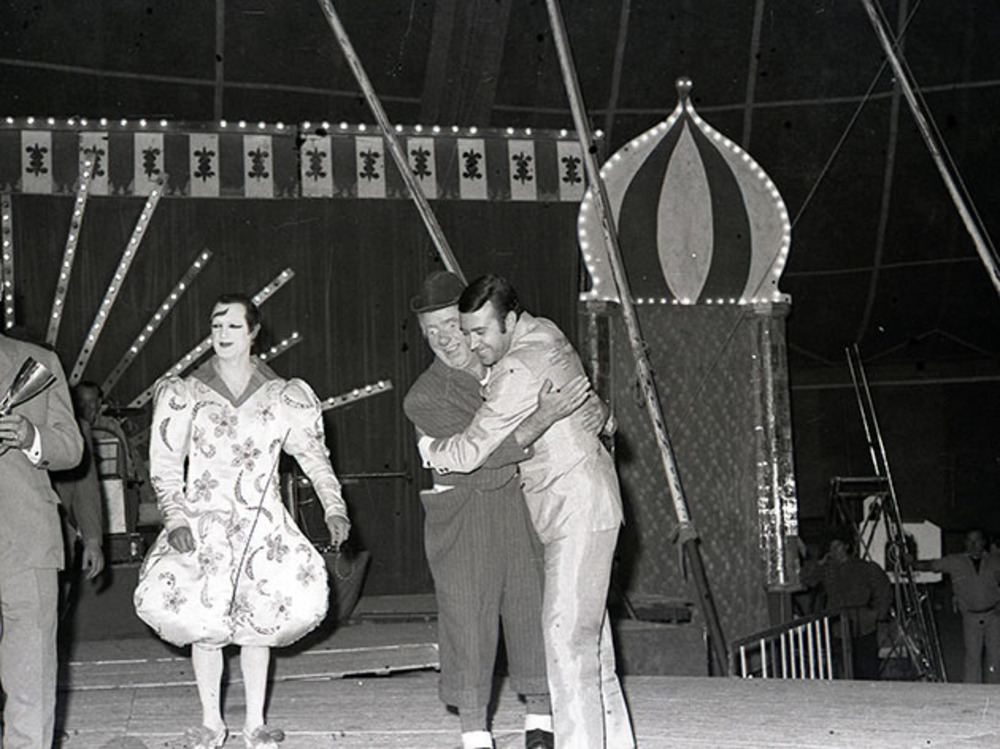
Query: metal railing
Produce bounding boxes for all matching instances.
[728,611,852,679]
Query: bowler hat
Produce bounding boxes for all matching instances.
[410,271,466,313]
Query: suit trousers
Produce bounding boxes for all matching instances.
[422,478,548,710]
[961,609,1000,683]
[542,527,633,748]
[0,567,59,749]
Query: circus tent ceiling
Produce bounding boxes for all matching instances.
[1,0,998,386]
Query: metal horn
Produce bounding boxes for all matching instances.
[0,357,57,416]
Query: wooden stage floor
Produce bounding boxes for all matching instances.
[55,616,1000,749]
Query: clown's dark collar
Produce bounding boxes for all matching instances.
[190,356,280,407]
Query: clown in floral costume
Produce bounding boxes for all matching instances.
[134,294,349,749]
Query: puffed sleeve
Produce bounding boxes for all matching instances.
[281,379,349,525]
[148,376,193,532]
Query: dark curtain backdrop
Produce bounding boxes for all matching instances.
[791,380,1000,536]
[11,195,582,594]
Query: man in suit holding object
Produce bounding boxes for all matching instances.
[0,331,84,747]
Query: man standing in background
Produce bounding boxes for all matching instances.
[911,529,1000,683]
[52,383,108,611]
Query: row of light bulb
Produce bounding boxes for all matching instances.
[101,250,214,395]
[320,379,392,411]
[1,195,13,328]
[3,115,601,140]
[69,184,163,383]
[47,161,93,347]
[258,332,301,361]
[631,295,787,305]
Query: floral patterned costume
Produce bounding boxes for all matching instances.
[134,358,348,648]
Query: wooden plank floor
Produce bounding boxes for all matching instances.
[56,621,1000,749]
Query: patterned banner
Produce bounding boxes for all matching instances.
[189,133,220,198]
[243,135,274,198]
[557,140,586,202]
[406,136,437,200]
[79,132,109,195]
[134,132,165,195]
[300,134,333,198]
[457,137,487,200]
[21,130,52,194]
[355,135,385,199]
[0,124,591,202]
[508,139,537,202]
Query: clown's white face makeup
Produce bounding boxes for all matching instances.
[210,302,257,361]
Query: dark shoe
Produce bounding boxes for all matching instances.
[525,728,554,749]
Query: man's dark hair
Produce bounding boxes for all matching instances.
[458,274,521,328]
[75,380,103,399]
[214,292,261,332]
[828,534,856,556]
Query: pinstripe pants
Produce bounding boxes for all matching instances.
[421,474,548,709]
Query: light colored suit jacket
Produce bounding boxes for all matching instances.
[0,336,83,571]
[420,312,623,543]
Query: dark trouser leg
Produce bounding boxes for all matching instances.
[852,631,880,680]
[422,488,502,715]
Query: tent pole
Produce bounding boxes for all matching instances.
[314,0,465,282]
[543,0,729,672]
[858,0,1000,298]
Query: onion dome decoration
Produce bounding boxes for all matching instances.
[578,78,792,305]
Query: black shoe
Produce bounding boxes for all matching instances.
[525,728,555,749]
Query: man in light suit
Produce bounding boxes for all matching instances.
[418,275,634,748]
[0,332,84,748]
